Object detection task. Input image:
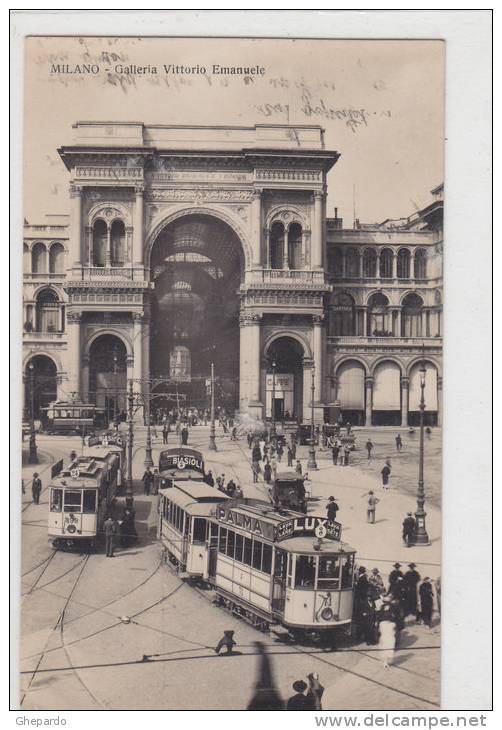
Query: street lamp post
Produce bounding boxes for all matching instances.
[307,363,318,471]
[144,392,154,468]
[413,358,430,545]
[113,347,118,423]
[208,362,217,451]
[126,379,134,498]
[27,362,38,464]
[271,357,277,437]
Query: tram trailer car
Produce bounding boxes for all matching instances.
[159,487,356,641]
[48,450,120,549]
[41,401,105,435]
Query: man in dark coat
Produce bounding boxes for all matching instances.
[388,562,404,592]
[402,512,416,547]
[31,473,42,504]
[204,470,215,487]
[419,577,434,627]
[103,515,117,557]
[353,566,370,641]
[181,426,189,445]
[365,439,373,460]
[142,467,154,496]
[381,461,392,489]
[326,496,339,522]
[286,680,316,711]
[403,563,421,618]
[162,423,169,445]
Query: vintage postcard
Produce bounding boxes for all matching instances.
[17,33,447,712]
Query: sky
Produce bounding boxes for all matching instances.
[24,37,444,225]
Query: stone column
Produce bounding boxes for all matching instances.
[239,313,262,415]
[437,376,442,427]
[303,229,311,269]
[66,311,82,398]
[70,184,83,268]
[282,227,290,269]
[362,306,368,337]
[105,225,112,266]
[132,313,143,384]
[265,228,271,269]
[400,376,409,427]
[302,358,313,419]
[126,227,133,268]
[312,191,324,269]
[376,252,381,279]
[141,312,150,394]
[133,184,145,266]
[391,251,397,279]
[85,226,93,268]
[251,189,262,267]
[81,355,90,402]
[312,315,324,404]
[365,376,373,426]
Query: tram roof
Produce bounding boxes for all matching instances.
[51,457,104,487]
[159,481,229,511]
[276,535,355,555]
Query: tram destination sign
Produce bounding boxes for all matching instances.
[159,448,205,476]
[88,433,125,447]
[274,516,342,542]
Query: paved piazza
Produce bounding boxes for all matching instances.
[20,425,440,711]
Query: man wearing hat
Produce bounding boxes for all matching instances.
[286,680,316,710]
[31,472,42,505]
[419,577,434,627]
[403,563,421,619]
[402,512,416,547]
[369,567,385,600]
[388,562,404,593]
[326,496,339,522]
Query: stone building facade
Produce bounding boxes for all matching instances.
[22,122,442,426]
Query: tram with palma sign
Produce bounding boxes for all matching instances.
[158,448,356,640]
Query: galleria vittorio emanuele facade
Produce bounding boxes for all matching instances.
[22,122,442,426]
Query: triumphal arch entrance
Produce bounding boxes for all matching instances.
[60,122,339,420]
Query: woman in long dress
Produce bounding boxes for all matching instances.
[378,598,397,668]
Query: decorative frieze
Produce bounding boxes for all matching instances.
[146,170,251,183]
[146,188,255,203]
[255,169,321,182]
[74,166,144,179]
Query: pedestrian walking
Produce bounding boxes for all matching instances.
[345,421,352,436]
[306,673,325,710]
[120,503,137,547]
[263,460,272,484]
[277,442,283,462]
[286,680,316,711]
[142,467,154,496]
[377,597,397,668]
[402,512,416,547]
[295,459,302,475]
[388,562,403,593]
[326,496,339,522]
[70,449,77,462]
[287,445,293,467]
[343,443,351,466]
[395,434,403,452]
[381,460,392,490]
[365,490,379,524]
[214,630,236,655]
[31,473,42,504]
[270,456,278,479]
[365,439,373,460]
[181,426,189,445]
[419,577,434,627]
[162,423,169,445]
[103,515,117,557]
[330,437,340,466]
[152,467,161,496]
[403,563,421,619]
[353,566,370,641]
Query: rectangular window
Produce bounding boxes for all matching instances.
[274,548,288,578]
[262,544,272,574]
[218,527,227,554]
[317,556,340,590]
[227,530,235,559]
[193,518,206,543]
[183,512,189,536]
[50,488,62,512]
[82,489,97,513]
[243,537,252,566]
[63,490,82,512]
[295,555,317,588]
[340,554,354,588]
[252,539,263,570]
[234,534,243,563]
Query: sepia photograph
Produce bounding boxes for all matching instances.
[13,24,482,713]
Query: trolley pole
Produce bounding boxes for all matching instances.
[307,364,318,471]
[126,379,134,498]
[208,362,217,451]
[413,355,430,545]
[144,393,154,468]
[28,362,38,464]
[271,357,277,437]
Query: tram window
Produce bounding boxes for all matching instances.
[252,540,263,570]
[193,518,206,543]
[274,549,288,579]
[340,554,354,588]
[317,557,340,590]
[82,490,96,513]
[243,537,252,566]
[295,555,316,588]
[235,534,244,563]
[63,491,82,512]
[218,527,227,553]
[227,530,235,559]
[50,488,62,512]
[184,514,190,536]
[262,544,272,574]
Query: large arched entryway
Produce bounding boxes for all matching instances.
[149,214,244,412]
[265,337,305,421]
[24,355,58,419]
[89,334,127,421]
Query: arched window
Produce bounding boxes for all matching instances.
[270,222,284,269]
[31,242,47,274]
[329,291,356,336]
[328,248,343,276]
[49,242,65,274]
[397,249,411,279]
[92,219,107,267]
[23,244,30,273]
[35,288,60,332]
[363,248,377,278]
[414,248,427,279]
[368,293,390,336]
[380,249,394,279]
[111,220,126,267]
[345,248,360,277]
[401,293,423,337]
[288,222,303,269]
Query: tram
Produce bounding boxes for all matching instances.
[85,433,126,491]
[158,448,356,640]
[48,449,120,549]
[41,400,105,435]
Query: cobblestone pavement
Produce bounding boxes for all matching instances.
[18,426,441,710]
